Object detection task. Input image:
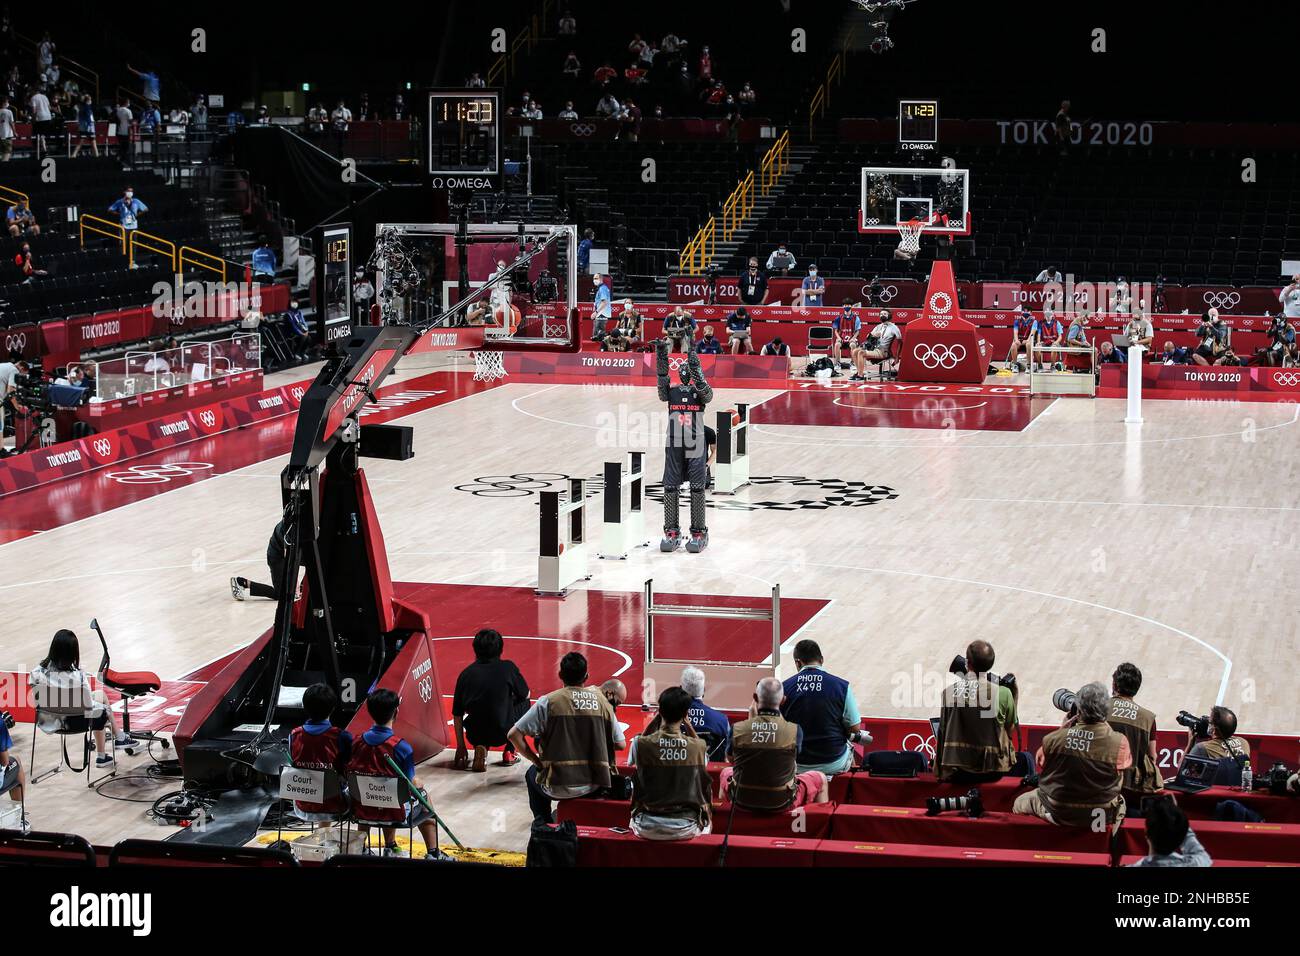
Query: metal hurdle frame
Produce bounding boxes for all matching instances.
[642,577,781,710]
[599,452,649,559]
[537,478,593,596]
[714,403,751,494]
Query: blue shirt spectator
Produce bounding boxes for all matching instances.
[801,266,825,307]
[139,105,161,132]
[833,306,861,338]
[577,229,594,272]
[780,640,862,775]
[127,65,161,103]
[108,189,148,230]
[679,666,731,761]
[286,304,309,336]
[696,327,722,353]
[1098,341,1126,364]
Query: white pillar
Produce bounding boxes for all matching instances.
[1124,344,1144,424]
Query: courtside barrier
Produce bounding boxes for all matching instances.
[537,478,593,597]
[599,452,649,560]
[643,577,781,710]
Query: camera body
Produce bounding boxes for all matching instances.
[1051,687,1077,716]
[1175,710,1212,740]
[949,655,1016,692]
[532,270,558,304]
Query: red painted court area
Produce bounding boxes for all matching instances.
[754,386,1054,431]
[0,371,496,540]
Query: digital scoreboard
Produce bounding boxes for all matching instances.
[427,89,501,189]
[899,99,939,148]
[316,222,353,345]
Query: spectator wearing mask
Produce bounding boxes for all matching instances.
[288,682,353,823]
[663,305,696,354]
[507,652,625,824]
[108,186,147,233]
[1013,681,1130,828]
[1158,340,1190,365]
[138,102,161,136]
[113,99,133,162]
[451,628,529,772]
[1066,310,1090,348]
[696,325,722,354]
[595,92,621,118]
[722,676,829,812]
[283,300,312,360]
[852,308,902,380]
[190,96,208,134]
[558,12,576,36]
[28,85,52,155]
[577,228,594,273]
[593,63,617,86]
[1128,797,1212,867]
[738,257,768,306]
[31,629,136,767]
[591,272,612,340]
[680,665,730,761]
[13,242,48,282]
[330,100,352,151]
[799,264,825,307]
[561,52,581,79]
[1034,265,1063,284]
[1097,340,1125,364]
[627,686,712,841]
[766,243,796,276]
[780,640,867,776]
[1279,273,1300,320]
[613,299,643,348]
[1125,312,1154,351]
[1031,309,1066,371]
[6,198,38,237]
[557,101,578,120]
[346,688,443,858]
[831,299,860,369]
[726,305,755,355]
[0,97,14,161]
[935,640,1021,784]
[1192,308,1232,366]
[1107,662,1162,807]
[761,336,792,372]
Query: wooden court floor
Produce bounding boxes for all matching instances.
[1,364,1296,851]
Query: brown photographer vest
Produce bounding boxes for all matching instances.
[630,727,711,828]
[936,676,1015,780]
[1037,722,1125,827]
[728,710,800,811]
[1199,736,1250,762]
[537,685,617,795]
[1107,696,1161,794]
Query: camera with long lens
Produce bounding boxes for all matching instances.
[925,788,983,818]
[1256,761,1293,796]
[1051,687,1077,716]
[1175,710,1211,739]
[950,655,1016,692]
[532,269,558,304]
[0,711,14,730]
[12,360,52,414]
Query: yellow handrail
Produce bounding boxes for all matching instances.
[179,245,229,283]
[760,130,790,195]
[129,229,177,271]
[679,216,716,275]
[79,213,126,253]
[721,170,754,243]
[0,185,29,207]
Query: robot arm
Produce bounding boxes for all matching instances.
[686,339,712,404]
[655,337,671,402]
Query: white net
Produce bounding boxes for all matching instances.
[472,349,508,382]
[896,218,929,258]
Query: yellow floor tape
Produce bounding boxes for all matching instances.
[254,830,524,866]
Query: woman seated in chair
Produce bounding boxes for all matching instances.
[30,629,135,768]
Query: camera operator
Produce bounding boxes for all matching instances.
[935,640,1023,784]
[1182,705,1250,768]
[1192,308,1230,366]
[532,269,558,304]
[703,262,723,305]
[1106,663,1163,808]
[1262,312,1297,367]
[1013,682,1130,828]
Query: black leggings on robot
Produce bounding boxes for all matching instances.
[656,337,712,553]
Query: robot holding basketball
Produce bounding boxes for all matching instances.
[655,336,713,553]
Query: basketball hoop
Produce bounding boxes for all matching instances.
[895,215,934,260]
[472,349,508,382]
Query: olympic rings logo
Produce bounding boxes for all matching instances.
[105,462,215,485]
[455,473,574,497]
[913,343,966,369]
[198,410,217,428]
[290,386,306,402]
[902,733,936,759]
[569,123,596,136]
[932,318,950,329]
[417,676,433,702]
[1274,372,1300,387]
[92,438,113,458]
[1202,291,1241,310]
[4,332,26,351]
[928,291,953,314]
[860,283,899,302]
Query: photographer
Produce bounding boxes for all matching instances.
[1261,313,1297,367]
[663,305,696,354]
[1106,663,1163,806]
[626,686,711,841]
[1183,705,1250,767]
[1013,682,1130,828]
[1125,312,1153,352]
[935,640,1022,784]
[1192,308,1230,366]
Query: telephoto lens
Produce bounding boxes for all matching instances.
[925,788,984,818]
[949,655,967,676]
[1052,688,1078,714]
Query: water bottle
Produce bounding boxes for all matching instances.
[1240,760,1253,792]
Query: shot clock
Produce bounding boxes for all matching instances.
[426,89,501,188]
[899,99,939,148]
[316,223,353,345]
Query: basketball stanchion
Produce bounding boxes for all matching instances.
[642,578,781,709]
[714,403,751,495]
[536,478,593,597]
[599,452,649,560]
